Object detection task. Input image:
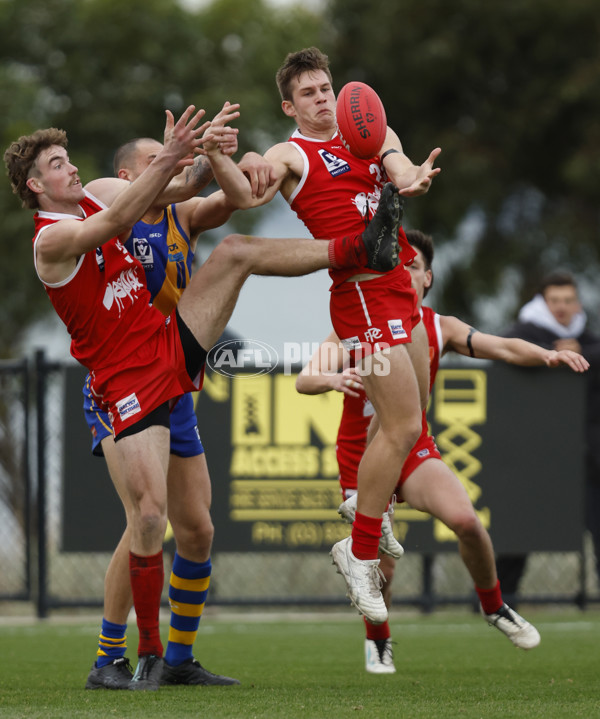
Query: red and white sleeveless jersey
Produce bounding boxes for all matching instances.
[421,305,443,391]
[32,190,165,370]
[287,130,416,287]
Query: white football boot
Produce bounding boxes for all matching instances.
[330,536,388,625]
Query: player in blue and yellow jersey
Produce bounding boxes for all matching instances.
[83,106,273,690]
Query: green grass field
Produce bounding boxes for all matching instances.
[1,608,599,719]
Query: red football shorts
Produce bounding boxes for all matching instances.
[395,428,443,501]
[330,266,419,360]
[338,425,442,503]
[89,312,200,438]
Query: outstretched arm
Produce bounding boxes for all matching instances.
[441,314,590,372]
[202,127,294,209]
[295,331,363,397]
[379,127,441,197]
[36,106,205,284]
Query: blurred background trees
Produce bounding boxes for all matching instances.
[1,0,599,358]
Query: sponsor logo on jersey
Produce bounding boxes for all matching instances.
[388,319,407,340]
[364,327,383,342]
[102,268,145,317]
[340,335,361,351]
[95,247,105,272]
[132,236,155,271]
[416,448,430,458]
[116,393,142,420]
[318,149,351,178]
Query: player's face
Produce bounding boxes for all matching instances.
[28,145,84,206]
[543,285,581,326]
[406,248,432,306]
[285,70,336,134]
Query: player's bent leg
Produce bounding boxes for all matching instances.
[402,460,540,650]
[402,459,497,588]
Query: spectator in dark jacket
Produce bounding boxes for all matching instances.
[497,271,600,596]
[497,270,600,598]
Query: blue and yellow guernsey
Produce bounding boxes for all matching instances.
[125,204,194,317]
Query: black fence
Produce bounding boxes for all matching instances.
[1,351,599,618]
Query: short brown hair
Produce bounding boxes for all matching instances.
[4,128,68,209]
[539,270,577,296]
[275,47,333,102]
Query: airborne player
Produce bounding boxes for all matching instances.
[198,46,441,624]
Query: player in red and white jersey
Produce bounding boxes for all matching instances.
[297,230,588,671]
[4,105,400,690]
[202,47,441,625]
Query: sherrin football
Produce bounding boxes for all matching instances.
[336,81,387,160]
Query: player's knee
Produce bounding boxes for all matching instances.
[387,415,421,456]
[451,511,483,541]
[174,516,214,555]
[136,510,168,543]
[215,233,253,271]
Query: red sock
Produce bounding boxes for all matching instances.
[476,579,503,615]
[130,550,164,657]
[351,512,382,560]
[328,234,367,269]
[364,616,390,641]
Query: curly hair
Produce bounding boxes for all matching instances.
[4,128,68,209]
[275,47,333,102]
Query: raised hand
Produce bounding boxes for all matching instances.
[398,147,442,197]
[200,101,241,157]
[163,105,209,172]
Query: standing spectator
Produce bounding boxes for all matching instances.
[498,271,600,597]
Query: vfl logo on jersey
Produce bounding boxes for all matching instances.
[388,319,407,340]
[102,268,145,317]
[318,149,350,178]
[132,236,155,271]
[115,392,142,421]
[95,248,105,272]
